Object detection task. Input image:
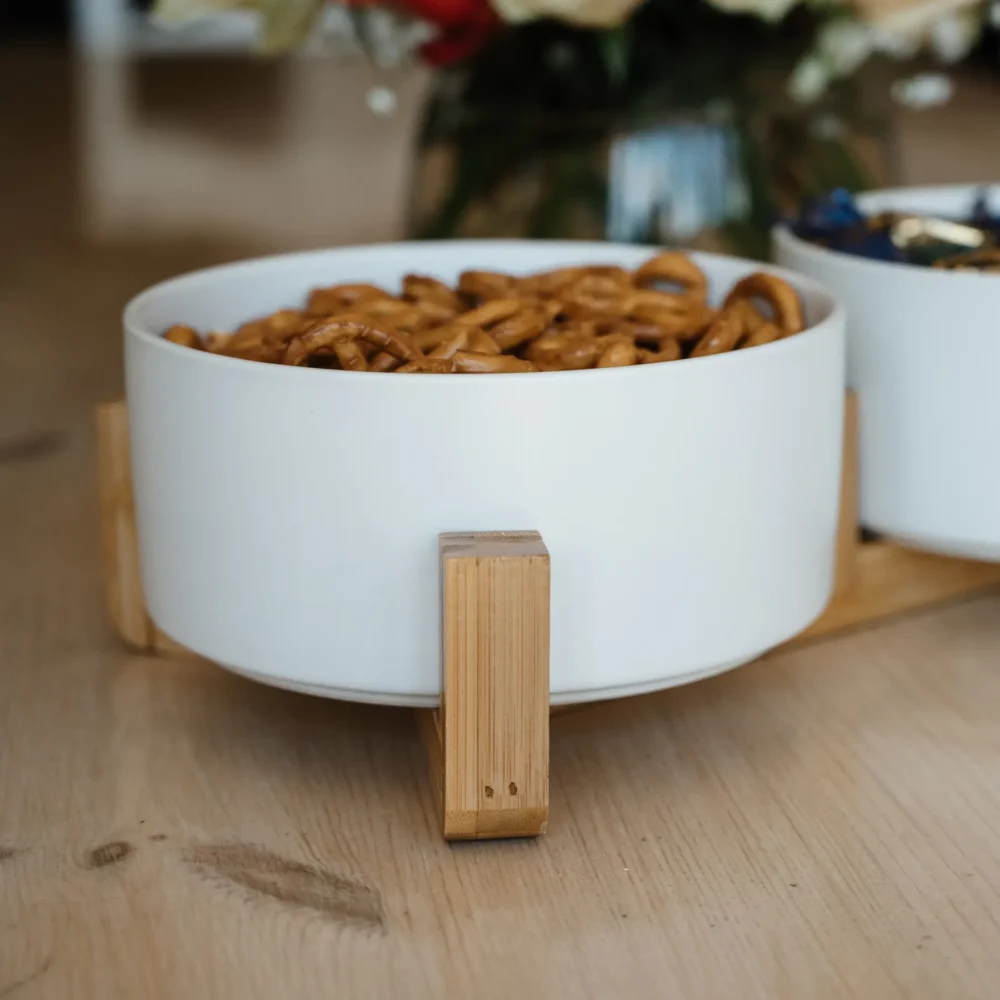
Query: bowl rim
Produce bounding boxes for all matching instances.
[123,239,844,385]
[772,182,1000,285]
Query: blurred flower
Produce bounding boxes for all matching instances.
[927,8,982,59]
[891,70,954,105]
[154,0,326,52]
[404,0,500,62]
[704,0,800,23]
[492,0,647,27]
[789,54,831,101]
[817,18,874,74]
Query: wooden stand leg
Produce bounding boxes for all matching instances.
[96,400,150,647]
[95,400,189,656]
[419,532,551,841]
[832,392,860,598]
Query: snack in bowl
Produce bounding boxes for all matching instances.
[125,240,844,705]
[160,252,805,373]
[774,184,1000,562]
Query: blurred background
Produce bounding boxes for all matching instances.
[4,0,1000,274]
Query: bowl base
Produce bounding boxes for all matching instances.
[217,652,771,708]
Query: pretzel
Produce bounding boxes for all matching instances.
[307,284,390,315]
[726,299,782,349]
[637,338,682,364]
[458,271,517,301]
[403,274,463,310]
[634,252,709,301]
[454,352,537,374]
[742,321,782,348]
[723,273,804,337]
[428,327,502,359]
[402,274,464,323]
[398,353,537,374]
[689,308,745,358]
[164,325,203,349]
[283,316,421,368]
[162,254,804,374]
[524,329,602,370]
[596,337,638,368]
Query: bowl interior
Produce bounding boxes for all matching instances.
[125,240,839,355]
[774,183,1000,281]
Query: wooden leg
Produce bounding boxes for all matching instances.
[95,399,192,656]
[832,391,859,598]
[420,532,551,841]
[96,400,153,649]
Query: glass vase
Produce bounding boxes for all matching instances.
[408,81,898,260]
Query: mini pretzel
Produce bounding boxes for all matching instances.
[347,297,433,334]
[742,322,782,348]
[517,267,590,298]
[333,339,369,371]
[490,303,558,351]
[453,352,537,374]
[307,283,390,315]
[597,337,638,368]
[524,330,601,370]
[689,308,745,358]
[396,358,458,374]
[404,274,463,311]
[634,252,708,301]
[428,327,502,359]
[723,273,803,336]
[164,325,203,349]
[283,317,421,367]
[397,353,537,374]
[458,271,517,301]
[637,337,682,364]
[164,251,805,373]
[626,300,715,341]
[724,299,782,349]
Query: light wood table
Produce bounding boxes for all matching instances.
[4,46,1000,1000]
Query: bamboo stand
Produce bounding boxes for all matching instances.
[96,396,1000,840]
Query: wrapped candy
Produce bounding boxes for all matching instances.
[790,188,1000,269]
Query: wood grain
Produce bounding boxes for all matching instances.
[833,391,859,597]
[95,401,150,649]
[6,48,1000,999]
[426,532,550,840]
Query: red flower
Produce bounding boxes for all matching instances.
[401,0,500,64]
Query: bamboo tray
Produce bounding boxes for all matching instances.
[96,394,1000,840]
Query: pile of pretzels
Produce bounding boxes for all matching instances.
[163,251,805,373]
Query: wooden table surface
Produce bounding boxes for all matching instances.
[4,48,1000,999]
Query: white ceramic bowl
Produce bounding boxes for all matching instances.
[125,240,845,706]
[774,185,1000,561]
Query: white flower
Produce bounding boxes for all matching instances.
[817,19,874,74]
[492,0,646,26]
[928,9,982,60]
[891,71,955,106]
[703,0,800,22]
[789,55,831,102]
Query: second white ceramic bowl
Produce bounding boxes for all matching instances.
[125,241,845,706]
[775,185,1000,561]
